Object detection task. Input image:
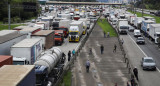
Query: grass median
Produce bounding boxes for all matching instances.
[58,70,72,86]
[128,10,160,23]
[97,19,118,37]
[0,24,23,30]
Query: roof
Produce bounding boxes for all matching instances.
[20,27,40,32]
[32,30,54,36]
[143,16,154,19]
[143,57,153,60]
[0,65,34,86]
[13,26,30,30]
[150,24,160,27]
[11,38,41,48]
[0,30,17,36]
[0,30,24,44]
[70,21,83,25]
[0,55,12,62]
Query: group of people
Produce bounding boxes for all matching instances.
[67,49,75,62]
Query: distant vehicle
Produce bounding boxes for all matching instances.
[141,57,156,70]
[136,37,145,44]
[155,11,160,16]
[134,29,141,37]
[117,19,129,34]
[149,24,160,43]
[128,26,134,32]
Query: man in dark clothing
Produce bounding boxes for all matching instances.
[113,44,117,52]
[86,60,90,73]
[68,51,71,61]
[133,67,138,81]
[100,45,104,54]
[104,31,106,38]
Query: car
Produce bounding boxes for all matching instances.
[128,26,134,32]
[155,11,160,16]
[141,57,156,70]
[136,37,145,44]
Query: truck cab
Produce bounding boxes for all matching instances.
[54,33,63,45]
[69,26,80,42]
[13,57,29,65]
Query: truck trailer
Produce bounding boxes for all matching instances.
[11,38,43,65]
[149,24,160,43]
[34,47,65,86]
[69,21,83,42]
[0,55,13,67]
[0,65,35,86]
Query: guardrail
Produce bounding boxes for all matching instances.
[107,17,139,86]
[54,16,100,86]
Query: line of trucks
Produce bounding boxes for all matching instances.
[0,4,100,86]
[106,8,160,44]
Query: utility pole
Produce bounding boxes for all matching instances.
[8,0,11,30]
[142,0,144,17]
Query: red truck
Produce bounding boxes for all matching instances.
[53,27,69,38]
[0,55,13,67]
[54,30,64,45]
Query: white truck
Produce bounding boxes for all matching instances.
[41,16,54,27]
[34,21,50,30]
[129,15,137,25]
[79,18,88,35]
[134,17,144,29]
[117,19,129,34]
[69,21,83,42]
[59,19,72,29]
[11,38,43,65]
[149,24,160,43]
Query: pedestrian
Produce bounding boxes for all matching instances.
[68,51,71,61]
[133,67,138,81]
[62,52,66,63]
[127,82,130,86]
[86,60,90,73]
[121,38,124,45]
[115,83,117,86]
[104,31,106,38]
[72,49,75,56]
[107,32,110,38]
[130,78,134,86]
[100,44,104,54]
[113,44,117,52]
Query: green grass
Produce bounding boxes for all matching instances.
[0,24,22,30]
[97,19,118,37]
[58,70,72,86]
[128,10,160,23]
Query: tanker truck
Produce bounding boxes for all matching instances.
[34,47,65,86]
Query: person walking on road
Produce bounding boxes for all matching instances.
[107,32,110,38]
[121,38,124,45]
[104,31,106,38]
[72,49,75,56]
[100,44,104,54]
[86,60,90,73]
[113,44,117,52]
[133,67,138,81]
[68,51,71,61]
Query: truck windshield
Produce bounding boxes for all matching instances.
[120,26,128,29]
[69,32,78,35]
[55,35,61,38]
[13,61,25,65]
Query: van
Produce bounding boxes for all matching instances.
[134,29,141,37]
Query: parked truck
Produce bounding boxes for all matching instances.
[117,19,129,34]
[69,21,83,42]
[149,24,160,43]
[0,65,35,86]
[11,38,43,65]
[0,55,13,67]
[141,20,155,35]
[34,47,65,86]
[34,21,50,30]
[133,17,144,29]
[79,18,88,35]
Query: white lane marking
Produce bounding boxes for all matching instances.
[128,35,147,57]
[128,35,160,72]
[156,67,160,72]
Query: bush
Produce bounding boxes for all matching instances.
[14,17,21,23]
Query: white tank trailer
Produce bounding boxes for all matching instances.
[34,47,65,86]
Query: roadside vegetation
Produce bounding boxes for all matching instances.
[128,10,160,23]
[97,19,118,37]
[58,70,72,86]
[0,24,22,30]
